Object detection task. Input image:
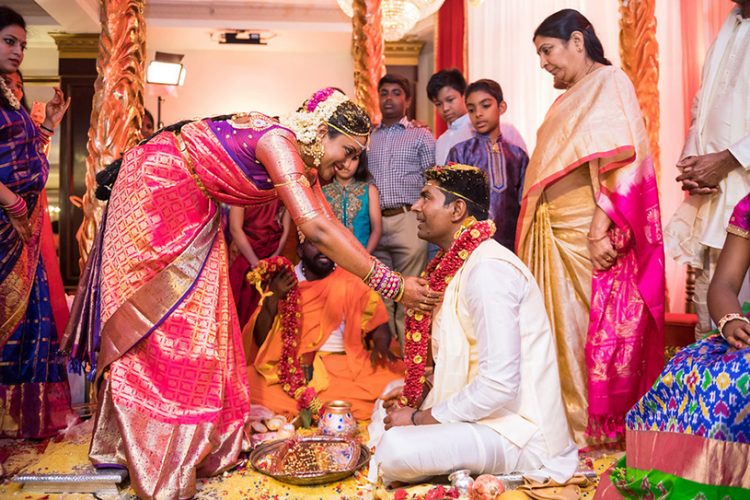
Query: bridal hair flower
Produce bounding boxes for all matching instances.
[281,87,350,145]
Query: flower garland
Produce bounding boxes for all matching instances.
[246,256,323,419]
[400,218,496,407]
[280,87,349,144]
[0,77,20,111]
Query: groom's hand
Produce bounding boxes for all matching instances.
[384,406,415,430]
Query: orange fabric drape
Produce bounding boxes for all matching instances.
[434,0,466,136]
[680,0,734,135]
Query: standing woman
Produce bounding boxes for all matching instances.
[64,87,435,499]
[0,6,74,438]
[517,9,665,447]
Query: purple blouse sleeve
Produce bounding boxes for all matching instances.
[207,112,293,190]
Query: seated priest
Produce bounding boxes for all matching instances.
[244,237,405,420]
[369,164,578,486]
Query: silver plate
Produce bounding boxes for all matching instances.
[250,436,370,486]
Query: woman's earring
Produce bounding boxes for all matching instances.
[311,139,325,167]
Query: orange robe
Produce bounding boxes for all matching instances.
[246,267,404,420]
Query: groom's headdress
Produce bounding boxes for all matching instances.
[424,163,490,218]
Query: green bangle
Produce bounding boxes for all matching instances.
[410,409,419,426]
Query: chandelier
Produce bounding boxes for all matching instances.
[337,0,445,41]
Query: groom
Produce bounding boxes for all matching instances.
[369,164,577,486]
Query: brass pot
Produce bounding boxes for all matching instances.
[318,400,358,437]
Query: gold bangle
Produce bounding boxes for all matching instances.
[586,232,608,242]
[393,274,405,303]
[362,259,376,284]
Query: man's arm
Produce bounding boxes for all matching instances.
[366,323,398,366]
[252,269,295,347]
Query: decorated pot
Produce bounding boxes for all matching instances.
[318,400,358,437]
[448,469,474,498]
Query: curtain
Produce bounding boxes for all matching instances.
[434,0,466,136]
[467,0,622,154]
[680,0,734,135]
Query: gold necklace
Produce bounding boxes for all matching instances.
[571,60,596,87]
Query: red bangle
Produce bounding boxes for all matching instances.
[2,195,27,217]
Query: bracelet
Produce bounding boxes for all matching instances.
[40,124,54,134]
[362,259,376,284]
[717,313,749,340]
[365,259,404,300]
[410,409,419,426]
[2,195,27,218]
[394,275,406,303]
[586,232,608,242]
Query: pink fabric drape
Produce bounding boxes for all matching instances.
[680,0,734,135]
[434,0,466,137]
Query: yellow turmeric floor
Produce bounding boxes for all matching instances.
[0,420,620,499]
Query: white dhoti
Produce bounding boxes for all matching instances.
[374,422,578,486]
[367,241,578,487]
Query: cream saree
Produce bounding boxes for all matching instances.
[517,66,665,446]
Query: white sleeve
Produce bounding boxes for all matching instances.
[431,259,526,423]
[729,135,750,168]
[680,86,702,160]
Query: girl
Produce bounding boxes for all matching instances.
[228,201,291,329]
[323,151,382,253]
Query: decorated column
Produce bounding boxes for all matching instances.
[77,0,147,265]
[352,0,386,124]
[619,0,660,177]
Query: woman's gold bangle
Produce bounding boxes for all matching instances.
[394,274,405,303]
[362,259,376,284]
[586,232,608,242]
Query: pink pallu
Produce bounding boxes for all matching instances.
[517,66,665,442]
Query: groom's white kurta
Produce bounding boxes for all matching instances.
[370,239,577,485]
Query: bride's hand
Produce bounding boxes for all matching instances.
[399,275,442,312]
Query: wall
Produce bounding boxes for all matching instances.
[416,40,435,128]
[144,27,355,125]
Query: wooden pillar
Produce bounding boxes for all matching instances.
[619,0,660,178]
[51,33,99,288]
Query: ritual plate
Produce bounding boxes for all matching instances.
[249,435,370,486]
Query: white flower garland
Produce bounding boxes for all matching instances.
[0,76,20,111]
[280,91,349,145]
